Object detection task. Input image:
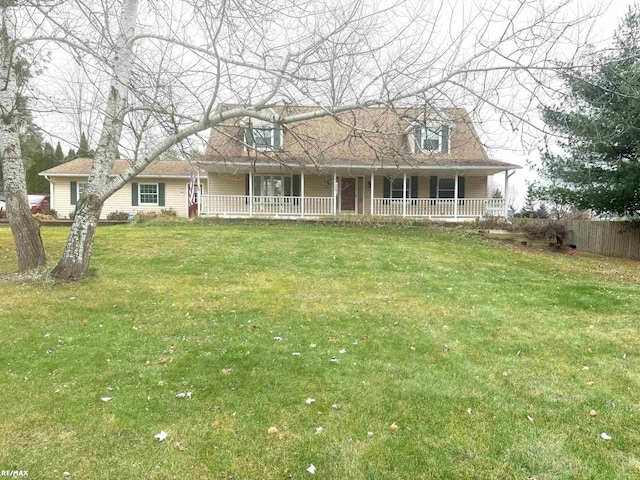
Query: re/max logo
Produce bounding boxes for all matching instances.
[1,472,28,478]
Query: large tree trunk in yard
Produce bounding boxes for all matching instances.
[0,135,47,271]
[51,196,103,281]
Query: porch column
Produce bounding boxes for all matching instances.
[454,172,459,220]
[333,171,337,215]
[370,173,375,215]
[197,170,202,216]
[249,170,253,217]
[301,170,305,217]
[402,172,407,217]
[504,170,510,218]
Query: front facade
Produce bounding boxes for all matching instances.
[40,158,207,219]
[197,105,518,220]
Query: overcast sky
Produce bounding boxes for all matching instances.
[493,0,635,206]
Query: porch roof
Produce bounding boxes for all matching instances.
[197,155,520,176]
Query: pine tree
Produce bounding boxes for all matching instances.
[77,131,93,158]
[54,142,64,164]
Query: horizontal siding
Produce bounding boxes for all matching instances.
[209,174,246,196]
[50,177,198,219]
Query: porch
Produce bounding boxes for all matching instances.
[197,170,510,220]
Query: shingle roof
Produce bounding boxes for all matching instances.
[40,158,203,177]
[202,105,519,171]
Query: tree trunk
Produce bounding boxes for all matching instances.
[51,195,103,281]
[0,4,47,271]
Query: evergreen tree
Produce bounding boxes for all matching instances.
[77,131,93,158]
[54,142,64,164]
[536,6,640,218]
[517,185,538,218]
[65,148,76,162]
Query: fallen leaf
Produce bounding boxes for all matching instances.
[527,415,534,422]
[309,343,317,348]
[589,410,597,417]
[339,348,346,354]
[268,426,278,435]
[601,432,612,440]
[100,397,112,402]
[389,423,398,431]
[221,367,233,374]
[582,366,590,371]
[466,408,472,414]
[63,472,70,478]
[251,325,260,332]
[154,431,167,442]
[176,393,186,398]
[305,397,315,404]
[273,336,282,341]
[331,403,340,410]
[586,379,595,386]
[315,426,323,434]
[143,361,151,367]
[306,464,316,474]
[367,431,374,437]
[157,358,168,365]
[292,352,301,356]
[410,345,416,351]
[330,357,340,363]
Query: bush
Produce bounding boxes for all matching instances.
[160,208,177,216]
[522,221,566,246]
[106,211,131,221]
[475,216,514,231]
[69,211,75,221]
[42,208,59,219]
[32,213,55,222]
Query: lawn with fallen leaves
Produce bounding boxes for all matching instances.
[0,221,639,479]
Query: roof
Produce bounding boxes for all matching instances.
[201,105,520,172]
[39,158,204,178]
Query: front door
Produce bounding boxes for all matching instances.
[341,178,356,211]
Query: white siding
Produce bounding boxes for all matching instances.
[49,177,197,219]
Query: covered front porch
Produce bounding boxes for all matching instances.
[197,168,512,220]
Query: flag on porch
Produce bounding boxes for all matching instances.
[188,172,197,206]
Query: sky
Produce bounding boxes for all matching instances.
[490,0,636,207]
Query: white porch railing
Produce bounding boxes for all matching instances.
[372,198,505,218]
[200,195,335,216]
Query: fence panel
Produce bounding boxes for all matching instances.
[563,220,640,260]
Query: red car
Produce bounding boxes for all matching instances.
[28,194,51,214]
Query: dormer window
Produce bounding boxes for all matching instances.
[245,123,283,150]
[413,125,450,154]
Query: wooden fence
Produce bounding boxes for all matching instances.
[562,220,640,260]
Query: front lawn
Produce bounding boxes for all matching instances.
[0,222,638,479]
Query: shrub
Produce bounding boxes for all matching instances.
[522,221,566,246]
[475,216,514,231]
[69,211,75,221]
[106,211,131,221]
[32,213,55,222]
[42,208,59,219]
[160,208,177,216]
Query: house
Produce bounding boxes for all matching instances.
[196,105,519,219]
[39,158,206,219]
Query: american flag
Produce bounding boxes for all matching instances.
[188,172,196,206]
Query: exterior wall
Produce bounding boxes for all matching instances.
[371,175,488,200]
[208,174,245,196]
[49,177,195,219]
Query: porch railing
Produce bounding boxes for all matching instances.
[372,198,505,218]
[200,195,335,216]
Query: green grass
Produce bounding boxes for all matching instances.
[1,222,639,479]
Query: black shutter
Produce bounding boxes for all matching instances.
[441,125,449,154]
[70,181,77,205]
[410,176,418,198]
[457,176,465,198]
[292,175,301,196]
[429,176,438,198]
[245,174,250,204]
[158,183,165,207]
[383,177,391,198]
[132,183,138,206]
[245,127,254,148]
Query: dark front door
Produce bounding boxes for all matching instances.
[341,178,356,211]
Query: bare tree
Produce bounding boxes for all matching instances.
[3,0,603,280]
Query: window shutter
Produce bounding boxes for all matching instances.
[132,183,138,206]
[410,176,419,198]
[429,176,438,198]
[441,125,450,154]
[273,125,282,149]
[383,177,391,198]
[245,127,254,148]
[292,175,301,197]
[70,181,77,205]
[158,183,165,206]
[457,176,465,198]
[414,127,422,153]
[245,174,250,204]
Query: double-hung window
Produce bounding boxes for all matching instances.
[438,178,455,199]
[76,182,87,202]
[246,123,282,150]
[414,125,449,153]
[139,183,159,205]
[390,177,411,198]
[253,175,292,198]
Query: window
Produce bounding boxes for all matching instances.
[139,183,158,204]
[246,123,282,150]
[253,175,292,197]
[438,178,455,199]
[390,177,411,198]
[76,182,87,202]
[414,125,449,153]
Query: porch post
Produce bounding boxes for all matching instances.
[249,170,253,217]
[402,172,407,217]
[504,170,509,218]
[301,170,305,217]
[370,172,375,215]
[333,171,337,215]
[197,169,202,216]
[454,172,459,220]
